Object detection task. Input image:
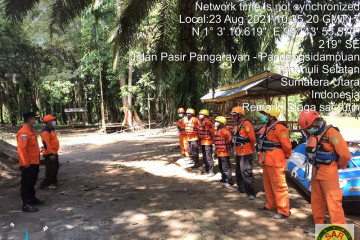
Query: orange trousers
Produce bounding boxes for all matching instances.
[263,166,290,216]
[179,133,189,157]
[311,179,346,224]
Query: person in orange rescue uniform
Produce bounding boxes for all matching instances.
[185,108,200,168]
[257,106,292,219]
[298,110,351,233]
[214,116,233,188]
[40,115,60,189]
[230,106,256,200]
[17,112,44,212]
[176,108,189,159]
[198,109,215,177]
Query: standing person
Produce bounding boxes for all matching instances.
[257,106,292,219]
[298,110,351,233]
[230,106,256,200]
[198,109,215,177]
[176,108,189,159]
[40,115,60,189]
[16,112,44,212]
[214,116,233,188]
[185,108,200,168]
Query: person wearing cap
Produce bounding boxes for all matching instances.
[198,109,215,177]
[257,106,292,219]
[230,106,256,200]
[298,110,351,233]
[176,108,189,159]
[40,115,60,189]
[214,116,233,188]
[16,112,44,212]
[184,108,200,168]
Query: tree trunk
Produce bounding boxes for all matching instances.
[121,57,142,130]
[0,85,4,124]
[10,74,18,126]
[98,43,106,130]
[128,58,133,107]
[115,0,121,14]
[0,103,3,124]
[114,2,142,130]
[147,93,151,129]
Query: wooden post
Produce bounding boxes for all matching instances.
[222,102,226,116]
[265,78,269,104]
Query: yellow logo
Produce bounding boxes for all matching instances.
[316,225,353,240]
[331,136,340,145]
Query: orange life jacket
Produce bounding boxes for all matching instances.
[185,117,198,135]
[214,128,231,152]
[177,118,185,132]
[198,119,212,140]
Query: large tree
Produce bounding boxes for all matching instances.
[3,0,287,125]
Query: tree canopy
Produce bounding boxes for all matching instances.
[1,0,359,127]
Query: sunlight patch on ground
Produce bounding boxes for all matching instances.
[0,171,15,179]
[56,207,74,212]
[234,209,256,218]
[289,208,309,219]
[65,224,75,229]
[118,160,217,180]
[82,225,99,230]
[59,128,178,147]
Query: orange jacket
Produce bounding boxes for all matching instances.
[41,126,60,155]
[232,119,256,155]
[312,126,351,180]
[16,124,40,166]
[177,117,186,135]
[198,118,215,145]
[258,123,292,168]
[215,127,232,157]
[185,116,199,141]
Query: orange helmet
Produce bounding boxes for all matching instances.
[43,115,56,122]
[177,108,185,114]
[230,106,245,115]
[298,110,319,129]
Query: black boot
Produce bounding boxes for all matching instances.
[22,204,39,212]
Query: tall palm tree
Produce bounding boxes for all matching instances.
[109,0,285,109]
[3,0,285,113]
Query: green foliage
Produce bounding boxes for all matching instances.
[3,0,358,127]
[0,9,38,125]
[39,66,77,106]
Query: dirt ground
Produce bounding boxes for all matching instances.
[1,126,360,240]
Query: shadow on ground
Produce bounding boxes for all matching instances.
[1,131,359,240]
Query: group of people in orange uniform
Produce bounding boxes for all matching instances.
[16,107,351,231]
[176,105,351,228]
[16,112,60,212]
